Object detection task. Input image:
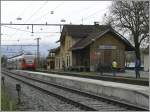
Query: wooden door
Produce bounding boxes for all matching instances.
[104,50,112,66]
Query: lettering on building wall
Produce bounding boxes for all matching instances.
[99,45,117,50]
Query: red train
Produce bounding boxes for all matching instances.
[7,53,36,70]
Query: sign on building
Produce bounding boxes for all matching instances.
[99,45,117,50]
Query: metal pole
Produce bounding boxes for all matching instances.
[16,84,21,104]
[35,38,41,68]
[60,25,61,33]
[2,76,5,85]
[31,24,34,33]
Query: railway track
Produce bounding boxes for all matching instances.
[2,70,148,111]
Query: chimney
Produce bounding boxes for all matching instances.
[94,21,99,25]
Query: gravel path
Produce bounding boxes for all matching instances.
[2,74,81,111]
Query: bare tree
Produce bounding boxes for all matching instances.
[109,1,149,63]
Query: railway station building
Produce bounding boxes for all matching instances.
[48,24,135,72]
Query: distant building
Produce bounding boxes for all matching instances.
[46,48,56,70]
[143,46,149,71]
[49,24,135,72]
[54,47,61,70]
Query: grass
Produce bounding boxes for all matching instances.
[1,86,17,111]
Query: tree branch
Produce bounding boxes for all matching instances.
[139,34,149,44]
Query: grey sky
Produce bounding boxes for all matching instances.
[1,1,112,56]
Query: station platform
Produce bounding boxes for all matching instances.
[15,70,149,109]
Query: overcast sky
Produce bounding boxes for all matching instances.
[1,1,112,56]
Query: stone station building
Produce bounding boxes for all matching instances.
[47,24,135,72]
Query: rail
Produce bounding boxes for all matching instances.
[2,70,149,111]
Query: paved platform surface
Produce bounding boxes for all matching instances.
[41,69,149,79]
[17,70,149,95]
[103,70,149,78]
[16,70,149,109]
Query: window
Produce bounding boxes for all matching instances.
[68,55,70,66]
[68,40,71,48]
[67,56,69,67]
[59,58,61,69]
[56,58,58,68]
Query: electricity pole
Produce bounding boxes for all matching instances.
[35,37,41,68]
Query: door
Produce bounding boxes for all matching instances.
[104,50,112,67]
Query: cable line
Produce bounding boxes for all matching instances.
[7,1,48,39]
[24,1,48,23]
[30,2,64,23]
[60,3,96,21]
[3,26,31,33]
[12,3,33,22]
[74,9,104,23]
[10,3,33,37]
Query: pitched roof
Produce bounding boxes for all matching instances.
[49,46,60,53]
[60,24,110,40]
[70,28,135,51]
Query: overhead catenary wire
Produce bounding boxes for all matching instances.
[30,2,64,23]
[24,1,48,24]
[59,2,98,23]
[12,2,33,22]
[6,1,48,40]
[74,9,105,23]
[10,2,34,37]
[2,26,31,33]
[1,38,35,41]
[2,0,64,38]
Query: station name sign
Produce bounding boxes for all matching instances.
[99,45,117,49]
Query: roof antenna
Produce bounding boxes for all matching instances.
[82,18,83,25]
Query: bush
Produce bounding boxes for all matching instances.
[1,87,16,111]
